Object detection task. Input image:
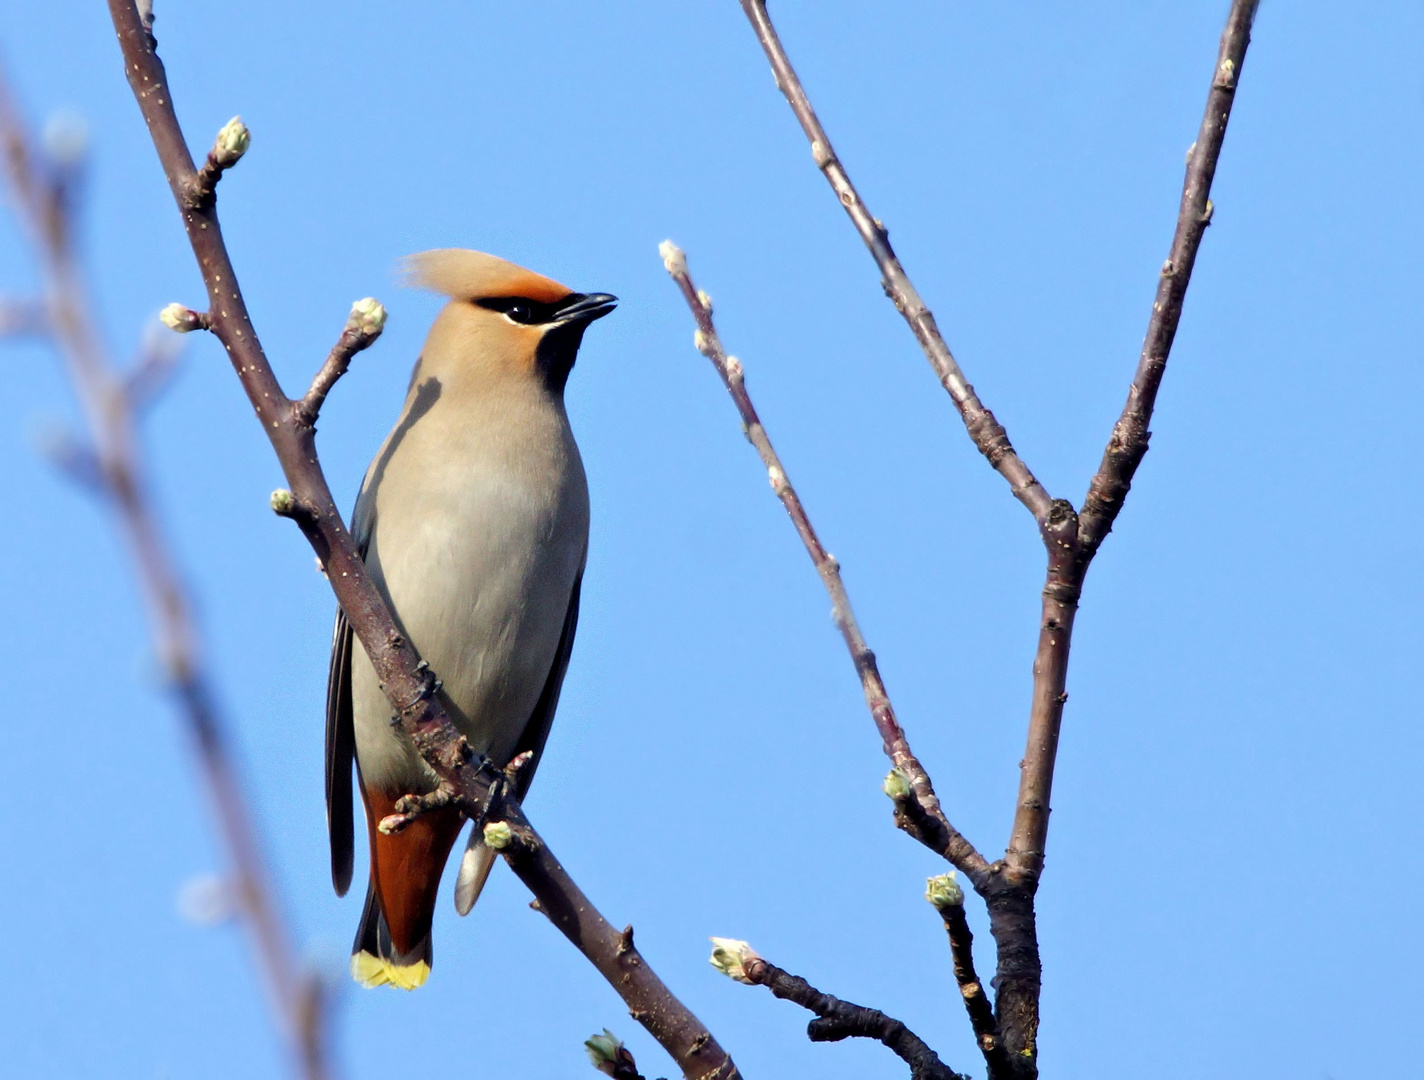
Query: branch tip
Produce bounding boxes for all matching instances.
[213,115,251,168]
[924,872,963,911]
[346,296,387,339]
[658,239,687,277]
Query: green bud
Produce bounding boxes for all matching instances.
[925,872,963,910]
[882,768,911,801]
[584,1029,623,1075]
[483,820,513,851]
[708,937,760,984]
[347,297,387,337]
[269,488,295,515]
[214,116,250,167]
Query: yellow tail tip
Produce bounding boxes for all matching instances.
[350,950,430,990]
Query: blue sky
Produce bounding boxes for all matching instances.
[1,2,1420,1078]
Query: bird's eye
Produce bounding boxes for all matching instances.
[506,303,534,324]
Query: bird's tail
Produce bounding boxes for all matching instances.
[350,790,463,990]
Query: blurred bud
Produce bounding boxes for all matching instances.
[483,820,513,851]
[584,1029,627,1076]
[213,116,250,167]
[925,872,964,911]
[882,768,911,801]
[41,110,89,169]
[176,874,234,925]
[270,488,295,515]
[659,239,687,277]
[709,937,760,984]
[346,297,387,337]
[696,289,713,314]
[159,303,203,333]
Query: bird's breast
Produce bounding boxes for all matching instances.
[350,393,589,789]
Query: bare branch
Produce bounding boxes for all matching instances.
[0,61,335,1080]
[735,0,1051,523]
[661,242,989,887]
[710,941,967,1080]
[104,7,738,1078]
[1078,0,1261,555]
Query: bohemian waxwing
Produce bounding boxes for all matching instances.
[325,249,615,989]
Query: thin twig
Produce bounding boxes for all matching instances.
[104,7,739,1079]
[736,0,1051,524]
[0,62,334,1080]
[926,876,1007,1078]
[1077,0,1261,556]
[660,242,990,888]
[740,955,967,1080]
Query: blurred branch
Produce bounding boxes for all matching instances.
[0,61,334,1080]
[724,3,1261,1077]
[659,242,990,887]
[103,6,739,1079]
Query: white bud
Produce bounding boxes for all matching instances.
[1216,57,1236,89]
[269,488,295,515]
[693,329,710,355]
[346,297,387,337]
[767,464,786,493]
[925,872,964,910]
[810,139,832,168]
[709,937,760,984]
[483,820,513,851]
[697,289,713,314]
[882,768,911,800]
[214,116,250,167]
[725,356,744,382]
[659,239,687,277]
[159,303,201,333]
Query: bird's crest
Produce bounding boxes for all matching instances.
[401,249,571,304]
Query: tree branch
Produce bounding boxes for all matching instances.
[0,61,333,1080]
[1078,0,1261,556]
[926,875,1008,1079]
[711,941,967,1080]
[660,242,990,888]
[104,7,738,1078]
[736,0,1051,524]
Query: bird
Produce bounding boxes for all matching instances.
[325,248,615,990]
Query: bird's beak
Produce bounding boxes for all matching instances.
[554,293,618,326]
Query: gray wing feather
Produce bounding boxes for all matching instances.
[454,570,583,915]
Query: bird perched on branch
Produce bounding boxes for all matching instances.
[325,249,615,989]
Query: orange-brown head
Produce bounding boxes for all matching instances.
[402,249,616,395]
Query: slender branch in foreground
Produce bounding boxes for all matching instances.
[0,63,333,1080]
[709,940,967,1080]
[926,875,1007,1079]
[736,0,1051,523]
[105,7,737,1079]
[1077,0,1261,556]
[660,241,990,888]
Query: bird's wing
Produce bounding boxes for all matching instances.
[326,499,375,898]
[325,605,357,897]
[509,567,584,799]
[454,567,583,916]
